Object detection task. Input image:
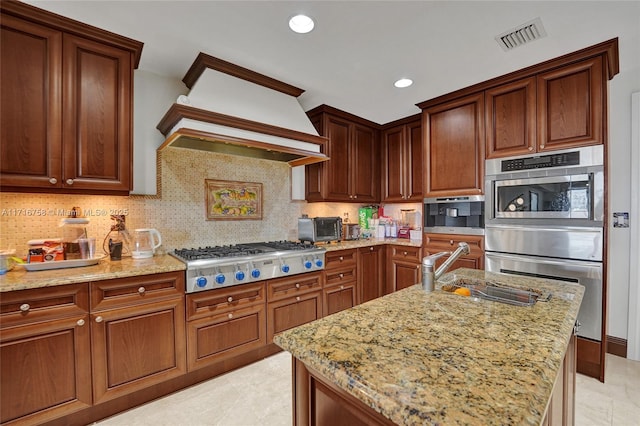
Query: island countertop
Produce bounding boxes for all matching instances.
[273,268,584,425]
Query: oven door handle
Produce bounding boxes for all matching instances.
[485,251,602,269]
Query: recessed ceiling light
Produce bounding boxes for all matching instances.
[289,14,315,34]
[394,78,413,88]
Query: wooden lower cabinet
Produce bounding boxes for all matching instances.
[357,245,385,303]
[90,272,186,403]
[323,280,357,316]
[0,284,91,425]
[423,233,485,271]
[542,334,577,426]
[185,282,266,371]
[267,273,323,343]
[386,245,422,293]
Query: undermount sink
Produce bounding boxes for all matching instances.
[441,280,550,307]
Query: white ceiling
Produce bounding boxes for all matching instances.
[25,0,640,125]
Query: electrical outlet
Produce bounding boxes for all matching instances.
[613,212,629,228]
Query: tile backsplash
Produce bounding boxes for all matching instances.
[0,147,420,257]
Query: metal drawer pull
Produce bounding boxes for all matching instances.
[339,256,343,261]
[95,316,103,323]
[138,287,146,294]
[296,296,301,301]
[295,283,301,289]
[403,251,408,256]
[340,285,344,290]
[339,273,344,278]
[227,296,233,302]
[77,319,85,326]
[66,178,74,185]
[49,177,57,184]
[19,303,30,312]
[370,247,374,251]
[228,313,233,319]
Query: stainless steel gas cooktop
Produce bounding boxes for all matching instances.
[170,241,326,293]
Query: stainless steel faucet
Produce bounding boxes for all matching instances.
[422,242,470,292]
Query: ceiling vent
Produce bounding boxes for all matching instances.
[495,17,547,51]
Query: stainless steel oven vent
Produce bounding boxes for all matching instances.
[495,18,547,51]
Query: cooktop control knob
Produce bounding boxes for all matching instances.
[281,264,290,273]
[196,277,208,288]
[251,268,261,278]
[235,270,245,281]
[304,260,313,269]
[315,258,323,268]
[215,273,225,285]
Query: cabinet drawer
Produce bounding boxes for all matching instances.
[0,283,88,328]
[267,272,322,302]
[325,266,357,287]
[423,234,484,252]
[325,249,357,269]
[388,245,422,262]
[267,290,322,343]
[91,271,184,311]
[187,303,266,371]
[186,282,265,320]
[323,282,357,317]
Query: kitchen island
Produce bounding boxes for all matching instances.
[274,268,583,426]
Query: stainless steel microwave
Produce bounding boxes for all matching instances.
[298,217,342,243]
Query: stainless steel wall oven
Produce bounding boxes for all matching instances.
[484,145,604,342]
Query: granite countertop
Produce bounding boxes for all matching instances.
[274,268,584,426]
[0,255,186,292]
[319,237,422,251]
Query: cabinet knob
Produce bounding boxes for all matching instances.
[403,251,408,256]
[450,240,454,245]
[339,273,344,278]
[66,178,74,185]
[227,296,233,303]
[528,146,534,151]
[296,296,301,301]
[369,247,374,251]
[95,316,103,323]
[340,285,344,290]
[138,287,146,294]
[49,177,57,185]
[19,303,30,312]
[539,144,545,149]
[77,319,85,326]
[353,195,357,199]
[339,256,343,261]
[228,313,233,319]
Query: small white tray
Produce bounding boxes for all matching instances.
[23,255,105,271]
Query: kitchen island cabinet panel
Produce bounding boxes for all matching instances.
[0,283,91,425]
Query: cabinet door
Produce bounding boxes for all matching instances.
[323,282,357,316]
[485,77,537,158]
[351,123,379,202]
[325,116,352,201]
[381,125,405,202]
[267,291,322,343]
[0,316,91,424]
[537,56,603,152]
[0,15,63,190]
[91,296,186,403]
[62,34,132,192]
[388,259,421,293]
[424,92,485,197]
[406,120,423,201]
[358,246,385,303]
[187,303,266,371]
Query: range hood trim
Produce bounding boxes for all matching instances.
[157,103,327,146]
[159,127,329,167]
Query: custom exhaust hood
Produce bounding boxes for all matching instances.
[157,53,328,167]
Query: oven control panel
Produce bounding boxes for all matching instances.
[501,151,580,172]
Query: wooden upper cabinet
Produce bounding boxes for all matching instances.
[0,14,63,189]
[381,117,422,202]
[485,77,537,158]
[0,2,142,194]
[537,56,604,152]
[423,93,485,197]
[305,105,380,203]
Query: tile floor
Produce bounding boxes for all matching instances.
[95,352,640,426]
